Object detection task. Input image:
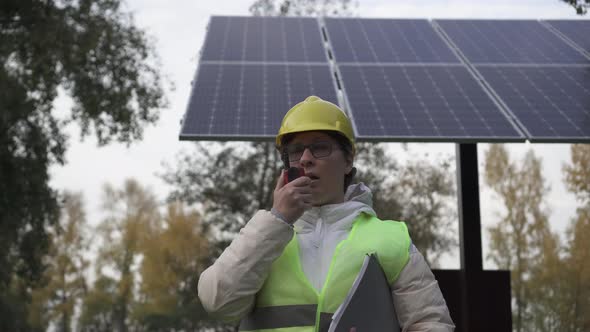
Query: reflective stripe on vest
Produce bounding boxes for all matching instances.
[239,305,332,331]
[239,213,410,332]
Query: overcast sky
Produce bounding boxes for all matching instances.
[49,0,585,269]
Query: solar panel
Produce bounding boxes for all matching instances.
[324,18,459,63]
[180,63,338,139]
[200,16,327,62]
[545,20,590,55]
[183,16,589,143]
[476,65,590,141]
[437,20,587,64]
[338,64,523,140]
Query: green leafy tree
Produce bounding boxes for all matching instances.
[560,144,590,331]
[163,142,282,257]
[560,210,590,332]
[560,0,589,14]
[354,144,457,266]
[28,192,89,332]
[564,144,590,204]
[0,0,166,325]
[0,276,41,332]
[522,206,565,332]
[79,179,160,332]
[134,202,211,330]
[78,275,118,332]
[388,158,456,265]
[484,144,556,332]
[524,144,590,332]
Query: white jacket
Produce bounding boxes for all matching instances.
[198,183,455,331]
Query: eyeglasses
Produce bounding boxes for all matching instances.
[282,141,338,162]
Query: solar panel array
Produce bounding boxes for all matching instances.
[324,18,460,63]
[201,16,327,62]
[339,65,520,140]
[184,63,337,137]
[325,18,523,141]
[182,16,338,139]
[477,66,590,140]
[181,16,590,143]
[436,20,587,64]
[437,19,589,142]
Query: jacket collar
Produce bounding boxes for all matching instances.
[294,183,376,232]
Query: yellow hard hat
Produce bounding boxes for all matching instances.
[276,96,355,151]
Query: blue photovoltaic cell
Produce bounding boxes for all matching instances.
[180,64,338,138]
[546,20,590,55]
[325,18,459,63]
[200,16,327,62]
[338,65,522,140]
[437,20,587,64]
[477,66,590,141]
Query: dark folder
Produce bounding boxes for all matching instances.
[328,254,400,332]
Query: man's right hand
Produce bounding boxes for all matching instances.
[272,171,312,223]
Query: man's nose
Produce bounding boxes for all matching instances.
[299,148,315,167]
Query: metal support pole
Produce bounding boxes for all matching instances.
[455,143,483,331]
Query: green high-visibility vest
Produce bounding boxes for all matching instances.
[239,212,411,332]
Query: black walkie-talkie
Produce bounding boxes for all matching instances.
[283,166,306,184]
[281,153,305,184]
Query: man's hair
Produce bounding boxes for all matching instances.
[280,131,356,192]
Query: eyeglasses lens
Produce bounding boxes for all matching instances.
[285,142,333,161]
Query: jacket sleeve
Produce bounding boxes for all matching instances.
[198,210,294,323]
[392,244,455,332]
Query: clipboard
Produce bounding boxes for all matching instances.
[328,254,400,332]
